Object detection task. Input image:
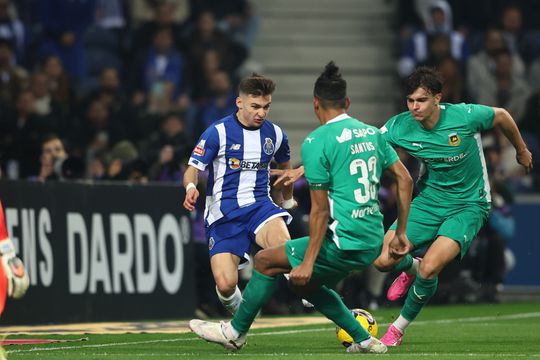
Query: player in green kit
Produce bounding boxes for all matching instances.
[189,61,413,353]
[374,67,533,346]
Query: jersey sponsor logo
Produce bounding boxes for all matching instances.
[229,143,241,150]
[229,157,240,169]
[448,132,461,146]
[351,204,379,218]
[263,138,274,155]
[336,128,353,143]
[424,151,469,163]
[208,237,215,250]
[228,157,269,170]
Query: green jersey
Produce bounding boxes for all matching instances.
[382,103,494,205]
[301,114,399,251]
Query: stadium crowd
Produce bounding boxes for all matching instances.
[0,0,536,316]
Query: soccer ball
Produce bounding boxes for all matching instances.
[336,308,378,347]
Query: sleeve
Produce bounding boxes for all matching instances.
[273,126,291,164]
[465,103,495,132]
[301,132,330,190]
[188,126,220,171]
[379,115,399,147]
[380,132,399,171]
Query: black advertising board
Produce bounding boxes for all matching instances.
[0,180,194,324]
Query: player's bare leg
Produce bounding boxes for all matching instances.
[382,236,460,346]
[211,253,242,314]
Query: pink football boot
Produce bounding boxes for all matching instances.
[380,324,404,346]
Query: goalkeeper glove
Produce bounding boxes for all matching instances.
[0,239,29,299]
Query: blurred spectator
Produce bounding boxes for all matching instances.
[475,49,530,122]
[520,91,540,188]
[467,28,526,103]
[148,144,183,182]
[0,89,51,178]
[42,55,75,112]
[130,0,190,28]
[499,4,540,64]
[0,0,29,66]
[38,0,97,81]
[189,48,224,103]
[186,11,247,80]
[28,133,67,181]
[0,38,27,104]
[104,139,139,181]
[131,0,189,54]
[397,0,469,78]
[72,98,126,156]
[30,71,65,131]
[438,55,467,103]
[140,111,189,164]
[197,70,237,134]
[132,26,187,114]
[190,0,259,50]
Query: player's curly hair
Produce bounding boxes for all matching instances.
[314,61,347,109]
[405,66,444,96]
[238,73,276,96]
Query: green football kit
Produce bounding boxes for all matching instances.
[232,113,399,344]
[284,113,399,285]
[383,103,494,257]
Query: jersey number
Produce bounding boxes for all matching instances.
[349,156,378,204]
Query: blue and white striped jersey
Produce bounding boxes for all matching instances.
[188,113,290,226]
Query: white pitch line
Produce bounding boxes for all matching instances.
[7,311,540,354]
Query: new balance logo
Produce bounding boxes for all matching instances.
[336,128,352,143]
[413,286,425,299]
[229,144,241,150]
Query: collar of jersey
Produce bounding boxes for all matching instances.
[326,113,351,125]
[234,112,262,131]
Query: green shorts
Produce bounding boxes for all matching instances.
[285,236,381,288]
[390,196,490,259]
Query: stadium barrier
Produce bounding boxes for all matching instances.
[0,180,195,325]
[506,195,540,286]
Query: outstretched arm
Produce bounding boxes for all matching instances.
[384,160,413,257]
[270,165,305,187]
[276,160,296,209]
[289,189,328,286]
[492,107,533,173]
[182,165,200,211]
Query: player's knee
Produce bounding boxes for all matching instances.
[418,260,440,279]
[214,276,237,296]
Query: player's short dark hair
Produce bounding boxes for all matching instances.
[314,61,347,109]
[238,73,276,96]
[404,66,443,96]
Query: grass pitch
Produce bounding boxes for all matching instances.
[3,302,540,359]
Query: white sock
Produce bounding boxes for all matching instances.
[393,315,410,333]
[223,321,241,339]
[405,258,420,276]
[359,336,373,348]
[216,285,242,314]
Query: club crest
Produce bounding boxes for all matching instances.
[208,237,215,250]
[263,138,274,155]
[448,132,461,146]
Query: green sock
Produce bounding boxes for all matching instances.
[401,273,438,321]
[306,286,370,343]
[231,270,277,334]
[394,254,413,272]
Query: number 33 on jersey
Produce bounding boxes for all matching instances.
[301,114,399,251]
